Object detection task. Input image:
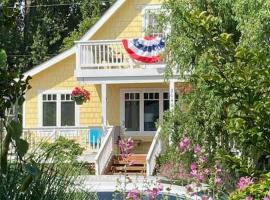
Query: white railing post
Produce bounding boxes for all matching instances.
[146,127,162,176]
[95,127,114,175]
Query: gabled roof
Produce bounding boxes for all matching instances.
[24,0,126,77]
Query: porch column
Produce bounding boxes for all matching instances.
[169,80,175,111]
[101,83,107,128]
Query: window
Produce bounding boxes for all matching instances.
[144,92,159,131]
[42,94,57,126]
[124,93,140,131]
[144,8,163,37]
[122,90,179,133]
[42,93,76,127]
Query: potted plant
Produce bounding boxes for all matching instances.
[71,87,90,105]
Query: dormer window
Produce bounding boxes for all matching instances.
[143,6,163,37]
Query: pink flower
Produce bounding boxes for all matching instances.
[199,155,208,163]
[179,137,191,152]
[194,144,201,154]
[202,196,213,200]
[237,177,254,190]
[186,185,193,193]
[190,169,198,177]
[127,188,140,200]
[216,168,222,173]
[191,162,198,171]
[197,173,205,182]
[215,176,222,185]
[263,196,270,200]
[245,196,253,200]
[145,184,163,200]
[204,168,210,175]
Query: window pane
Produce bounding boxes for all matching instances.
[163,100,169,111]
[144,100,159,131]
[43,102,56,126]
[61,94,65,100]
[61,102,75,126]
[125,101,140,131]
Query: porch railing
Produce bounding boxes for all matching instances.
[22,127,103,152]
[146,127,162,176]
[95,126,114,175]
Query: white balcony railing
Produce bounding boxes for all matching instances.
[76,40,166,70]
[146,127,162,176]
[76,40,134,69]
[22,126,104,152]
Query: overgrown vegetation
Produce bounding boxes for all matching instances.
[160,0,270,198]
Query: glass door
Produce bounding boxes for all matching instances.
[143,92,159,131]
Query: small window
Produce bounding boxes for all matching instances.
[144,8,163,37]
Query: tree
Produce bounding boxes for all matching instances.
[162,0,270,176]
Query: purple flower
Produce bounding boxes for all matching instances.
[127,188,140,200]
[186,185,193,193]
[190,169,198,177]
[237,177,254,190]
[179,137,191,152]
[263,196,270,200]
[191,162,198,171]
[215,176,222,185]
[145,184,163,200]
[194,144,201,154]
[245,196,253,200]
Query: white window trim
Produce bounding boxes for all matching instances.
[38,90,80,128]
[120,88,168,136]
[143,5,162,37]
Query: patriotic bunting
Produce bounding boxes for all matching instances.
[122,36,165,63]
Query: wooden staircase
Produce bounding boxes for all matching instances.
[108,154,147,175]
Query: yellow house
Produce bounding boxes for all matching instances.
[23,0,184,175]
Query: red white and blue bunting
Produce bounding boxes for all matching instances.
[122,36,165,63]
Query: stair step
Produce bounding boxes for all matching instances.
[113,160,146,165]
[112,166,145,171]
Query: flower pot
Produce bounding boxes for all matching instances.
[74,98,84,105]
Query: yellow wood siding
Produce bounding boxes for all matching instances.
[92,0,163,40]
[25,55,102,128]
[24,0,165,128]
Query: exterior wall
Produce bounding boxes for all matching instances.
[24,0,165,129]
[92,0,163,40]
[107,83,168,127]
[25,55,102,128]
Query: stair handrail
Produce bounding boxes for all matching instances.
[95,126,114,175]
[146,127,162,176]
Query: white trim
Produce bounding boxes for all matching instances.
[22,97,26,128]
[120,88,168,135]
[80,0,126,41]
[169,80,175,110]
[24,47,75,77]
[101,84,107,128]
[38,89,80,128]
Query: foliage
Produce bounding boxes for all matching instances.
[161,0,270,177]
[229,173,270,200]
[0,0,113,71]
[40,136,84,163]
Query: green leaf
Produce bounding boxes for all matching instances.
[16,139,29,157]
[7,120,22,140]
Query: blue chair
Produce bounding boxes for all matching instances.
[89,128,103,149]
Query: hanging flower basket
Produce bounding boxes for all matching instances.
[71,87,90,105]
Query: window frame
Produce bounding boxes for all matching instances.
[38,90,80,128]
[143,5,163,37]
[120,88,169,136]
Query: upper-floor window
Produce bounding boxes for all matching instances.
[144,6,163,37]
[42,93,76,127]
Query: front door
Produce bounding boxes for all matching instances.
[121,90,173,134]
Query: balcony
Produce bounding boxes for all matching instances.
[75,40,167,83]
